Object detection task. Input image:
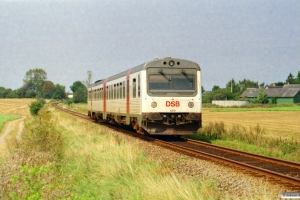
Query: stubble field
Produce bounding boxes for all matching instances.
[0,99,33,155]
[202,108,300,140]
[0,99,33,116]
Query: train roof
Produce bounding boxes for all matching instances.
[90,57,200,88]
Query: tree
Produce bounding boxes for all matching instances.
[212,85,220,91]
[70,81,88,103]
[73,88,87,103]
[52,84,66,100]
[70,81,87,93]
[84,70,93,88]
[201,86,205,94]
[6,90,18,98]
[259,82,265,88]
[23,69,47,97]
[42,81,56,99]
[225,79,240,93]
[257,90,268,104]
[286,73,295,84]
[0,87,6,98]
[272,82,284,86]
[238,79,259,92]
[294,71,300,84]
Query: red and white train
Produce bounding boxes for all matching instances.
[88,57,202,135]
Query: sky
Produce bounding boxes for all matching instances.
[0,0,299,92]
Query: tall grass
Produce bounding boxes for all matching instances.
[0,105,65,199]
[1,104,221,199]
[189,122,300,162]
[57,110,220,199]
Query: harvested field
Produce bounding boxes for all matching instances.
[202,108,300,140]
[0,99,33,116]
[0,99,32,155]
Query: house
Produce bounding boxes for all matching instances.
[67,93,73,98]
[240,84,300,104]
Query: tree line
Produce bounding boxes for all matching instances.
[0,68,88,103]
[203,71,300,103]
[1,68,299,104]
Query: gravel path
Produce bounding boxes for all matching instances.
[104,128,298,199]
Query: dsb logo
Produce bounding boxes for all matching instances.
[166,101,180,107]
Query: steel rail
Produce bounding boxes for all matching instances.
[153,139,300,188]
[187,139,300,170]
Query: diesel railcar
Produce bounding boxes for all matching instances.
[88,57,202,135]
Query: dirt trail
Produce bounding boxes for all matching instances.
[0,117,25,147]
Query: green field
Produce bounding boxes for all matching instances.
[0,115,19,132]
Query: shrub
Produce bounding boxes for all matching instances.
[29,99,45,116]
[65,98,73,105]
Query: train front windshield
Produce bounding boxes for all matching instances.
[148,69,197,92]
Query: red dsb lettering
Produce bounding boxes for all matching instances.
[166,101,180,107]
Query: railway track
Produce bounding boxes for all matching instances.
[52,102,300,190]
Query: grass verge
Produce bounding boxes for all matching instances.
[187,122,300,162]
[1,104,221,199]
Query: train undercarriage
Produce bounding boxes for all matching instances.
[88,111,202,135]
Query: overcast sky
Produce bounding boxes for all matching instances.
[0,0,299,92]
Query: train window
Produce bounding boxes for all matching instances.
[107,85,110,100]
[138,75,140,97]
[111,85,113,99]
[114,84,116,100]
[106,86,109,100]
[123,81,125,99]
[132,78,136,98]
[119,82,122,99]
[116,84,118,99]
[148,73,195,91]
[109,85,111,100]
[100,88,102,100]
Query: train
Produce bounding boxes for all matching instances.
[88,57,202,135]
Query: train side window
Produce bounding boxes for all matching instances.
[132,78,136,98]
[123,81,125,99]
[106,86,109,100]
[107,85,110,100]
[119,82,122,99]
[110,85,111,100]
[116,83,119,99]
[138,75,140,98]
[114,84,116,100]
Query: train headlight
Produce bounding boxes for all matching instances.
[188,102,194,108]
[169,60,175,66]
[151,101,157,108]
